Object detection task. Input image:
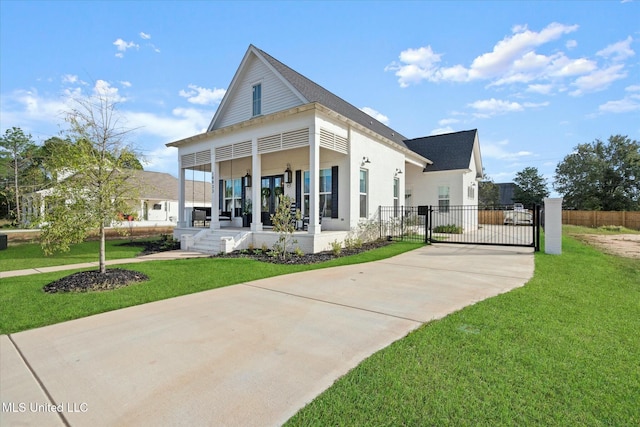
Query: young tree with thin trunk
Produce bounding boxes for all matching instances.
[40,93,140,273]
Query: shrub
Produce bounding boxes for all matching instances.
[433,224,463,234]
[270,194,299,260]
[330,239,342,256]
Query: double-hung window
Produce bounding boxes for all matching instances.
[303,169,332,217]
[438,185,450,213]
[252,83,262,116]
[359,169,368,218]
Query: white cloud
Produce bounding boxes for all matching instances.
[482,139,534,161]
[178,84,226,105]
[387,23,580,87]
[467,98,549,117]
[93,80,126,102]
[113,38,139,55]
[430,126,454,135]
[438,118,459,126]
[120,81,132,88]
[598,98,640,113]
[141,145,178,173]
[386,22,637,102]
[62,74,79,84]
[468,98,524,115]
[125,107,211,142]
[625,84,640,92]
[569,64,627,96]
[527,84,553,94]
[360,106,390,125]
[597,36,635,61]
[140,32,151,40]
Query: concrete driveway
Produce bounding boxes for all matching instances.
[1,244,534,427]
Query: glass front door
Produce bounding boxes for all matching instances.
[261,175,284,226]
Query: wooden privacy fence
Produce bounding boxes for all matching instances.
[478,209,640,230]
[562,210,640,230]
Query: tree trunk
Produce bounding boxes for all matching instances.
[13,159,20,224]
[99,222,106,274]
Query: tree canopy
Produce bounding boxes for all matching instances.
[0,127,38,222]
[554,135,639,211]
[513,166,549,207]
[478,170,500,208]
[40,94,141,273]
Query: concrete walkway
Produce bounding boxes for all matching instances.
[0,250,210,279]
[1,244,534,427]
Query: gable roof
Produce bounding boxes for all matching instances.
[403,129,479,172]
[252,46,410,148]
[205,45,410,149]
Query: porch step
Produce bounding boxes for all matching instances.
[189,230,251,254]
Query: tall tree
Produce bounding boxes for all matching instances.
[554,135,640,210]
[478,171,500,208]
[0,127,36,223]
[513,166,549,206]
[40,93,140,273]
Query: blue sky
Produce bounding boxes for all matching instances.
[1,1,638,193]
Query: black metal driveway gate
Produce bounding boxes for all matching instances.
[379,205,541,251]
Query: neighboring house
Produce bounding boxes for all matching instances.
[22,170,211,227]
[167,45,483,253]
[496,183,516,206]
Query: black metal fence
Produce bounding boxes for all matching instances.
[379,206,426,243]
[379,205,541,250]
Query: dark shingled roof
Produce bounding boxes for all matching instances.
[403,129,478,172]
[128,170,211,203]
[254,46,410,148]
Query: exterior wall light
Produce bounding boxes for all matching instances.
[284,164,293,184]
[243,170,252,188]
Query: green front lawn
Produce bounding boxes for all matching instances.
[285,233,640,425]
[0,242,422,334]
[0,239,148,271]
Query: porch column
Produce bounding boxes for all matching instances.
[177,160,186,227]
[251,137,263,231]
[308,124,321,234]
[211,151,220,229]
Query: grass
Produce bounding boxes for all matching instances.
[285,232,640,426]
[0,239,148,271]
[0,241,422,334]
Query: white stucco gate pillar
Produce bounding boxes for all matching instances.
[544,197,563,255]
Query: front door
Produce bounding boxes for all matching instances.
[261,175,284,226]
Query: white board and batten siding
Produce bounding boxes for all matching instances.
[214,55,304,130]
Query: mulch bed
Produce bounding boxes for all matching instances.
[216,239,393,265]
[43,238,392,293]
[43,269,149,293]
[117,238,181,256]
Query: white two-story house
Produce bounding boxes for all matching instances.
[167,45,482,253]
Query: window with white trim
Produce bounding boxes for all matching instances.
[438,185,450,213]
[303,169,332,217]
[224,178,242,215]
[393,178,400,217]
[360,169,368,218]
[252,83,262,116]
